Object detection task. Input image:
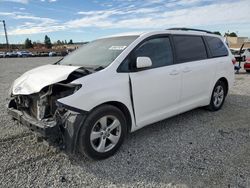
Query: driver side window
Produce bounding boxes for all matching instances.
[134,37,173,69]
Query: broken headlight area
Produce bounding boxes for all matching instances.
[10,83,81,121]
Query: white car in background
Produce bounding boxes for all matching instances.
[17,51,33,57]
[0,51,6,58]
[49,51,57,57]
[6,51,18,58]
[242,48,250,61]
[8,28,235,160]
[231,48,250,62]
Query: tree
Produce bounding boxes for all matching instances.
[213,31,221,36]
[24,38,33,49]
[225,32,238,37]
[68,39,73,44]
[229,32,237,37]
[56,40,62,45]
[44,35,52,49]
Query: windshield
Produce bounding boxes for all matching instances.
[60,36,138,68]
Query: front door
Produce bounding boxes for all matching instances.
[129,37,181,128]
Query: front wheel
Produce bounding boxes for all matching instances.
[207,80,227,111]
[77,105,127,160]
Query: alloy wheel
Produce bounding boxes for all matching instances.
[213,85,224,108]
[90,115,121,153]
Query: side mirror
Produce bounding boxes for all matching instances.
[136,57,152,69]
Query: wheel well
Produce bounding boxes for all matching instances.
[218,77,229,95]
[98,101,132,133]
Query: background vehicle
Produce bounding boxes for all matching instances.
[6,51,18,58]
[0,51,6,58]
[230,48,245,62]
[17,51,33,57]
[8,28,234,160]
[39,52,49,57]
[49,51,57,57]
[242,48,250,61]
[244,58,250,73]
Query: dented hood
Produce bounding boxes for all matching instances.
[12,64,80,95]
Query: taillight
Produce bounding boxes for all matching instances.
[232,59,236,65]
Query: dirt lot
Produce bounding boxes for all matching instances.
[0,57,250,188]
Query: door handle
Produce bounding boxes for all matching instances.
[169,70,179,75]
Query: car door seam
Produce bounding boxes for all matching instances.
[128,75,136,125]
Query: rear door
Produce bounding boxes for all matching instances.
[172,35,215,111]
[128,36,182,127]
[204,36,233,91]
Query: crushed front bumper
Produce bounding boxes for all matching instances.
[8,107,59,138]
[7,99,87,153]
[8,108,58,137]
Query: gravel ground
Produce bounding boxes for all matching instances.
[0,57,250,188]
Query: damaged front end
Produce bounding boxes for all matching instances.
[8,67,90,153]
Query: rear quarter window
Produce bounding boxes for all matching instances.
[173,35,207,63]
[205,36,228,57]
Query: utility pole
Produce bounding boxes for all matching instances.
[0,20,9,50]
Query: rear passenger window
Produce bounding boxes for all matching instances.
[134,37,173,68]
[173,35,207,63]
[205,36,228,57]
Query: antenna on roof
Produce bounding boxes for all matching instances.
[167,28,213,34]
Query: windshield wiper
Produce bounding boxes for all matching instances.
[79,67,92,74]
[54,57,64,65]
[80,66,105,72]
[94,66,104,71]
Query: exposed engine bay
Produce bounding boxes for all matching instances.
[13,83,81,121]
[10,67,88,121]
[8,65,104,152]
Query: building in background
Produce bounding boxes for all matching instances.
[227,36,250,49]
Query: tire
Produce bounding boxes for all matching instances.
[77,105,127,160]
[246,70,250,73]
[207,80,227,111]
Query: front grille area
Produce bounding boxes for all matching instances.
[13,83,80,121]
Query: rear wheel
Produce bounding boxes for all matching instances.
[78,105,127,160]
[207,80,226,111]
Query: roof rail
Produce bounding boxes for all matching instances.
[167,28,213,34]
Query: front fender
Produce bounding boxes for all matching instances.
[57,72,136,130]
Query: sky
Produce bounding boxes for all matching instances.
[0,0,250,44]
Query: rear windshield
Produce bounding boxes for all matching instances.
[60,36,138,68]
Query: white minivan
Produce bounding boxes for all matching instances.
[8,28,234,159]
